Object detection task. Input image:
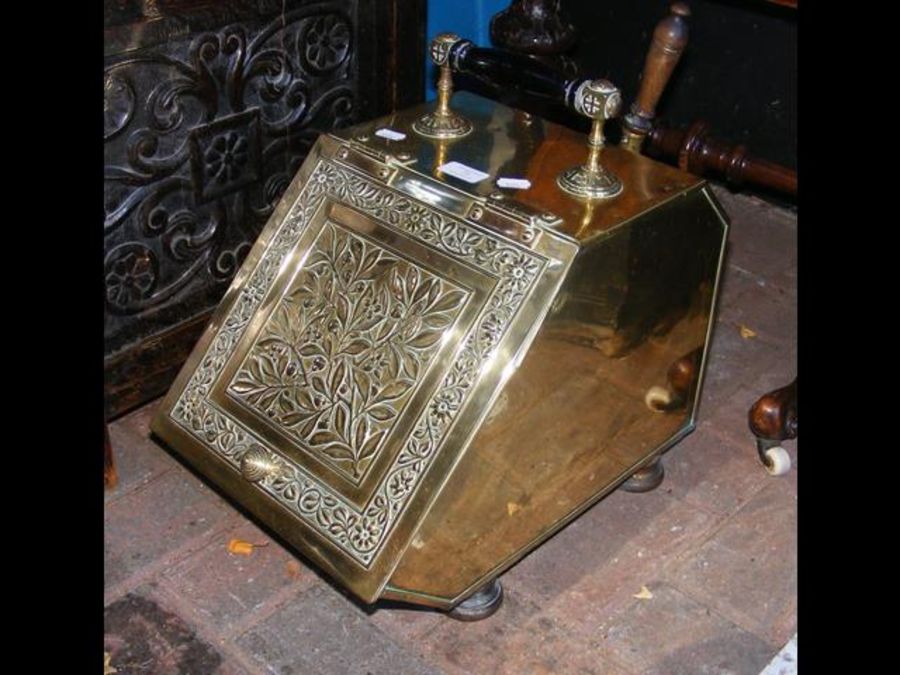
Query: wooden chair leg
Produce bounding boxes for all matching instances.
[104,421,118,489]
[749,378,797,476]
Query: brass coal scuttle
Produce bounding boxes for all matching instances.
[152,34,728,620]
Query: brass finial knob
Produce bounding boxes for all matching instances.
[556,79,624,199]
[413,33,474,139]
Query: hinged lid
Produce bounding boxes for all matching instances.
[152,118,578,603]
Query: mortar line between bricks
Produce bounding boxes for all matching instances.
[150,579,273,674]
[103,465,177,506]
[105,521,238,606]
[213,577,315,642]
[659,572,787,652]
[658,503,746,572]
[653,495,795,650]
[596,644,642,675]
[642,479,766,579]
[217,639,269,675]
[687,421,785,520]
[600,583,783,672]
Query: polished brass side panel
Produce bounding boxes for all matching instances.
[387,185,728,606]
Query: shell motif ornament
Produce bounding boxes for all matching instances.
[240,445,282,483]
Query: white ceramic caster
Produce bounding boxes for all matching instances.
[763,446,791,476]
[644,385,671,412]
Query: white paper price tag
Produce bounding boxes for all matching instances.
[375,128,407,141]
[497,177,532,190]
[438,161,490,184]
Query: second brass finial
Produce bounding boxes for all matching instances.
[413,33,473,140]
[557,79,623,199]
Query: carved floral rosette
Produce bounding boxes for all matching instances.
[170,159,547,567]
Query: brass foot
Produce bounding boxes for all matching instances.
[448,579,503,621]
[622,458,664,493]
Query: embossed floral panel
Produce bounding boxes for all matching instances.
[226,221,471,484]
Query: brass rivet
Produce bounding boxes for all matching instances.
[397,152,412,161]
[470,206,483,220]
[356,134,370,142]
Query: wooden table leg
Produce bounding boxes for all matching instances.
[104,421,118,489]
[749,378,797,476]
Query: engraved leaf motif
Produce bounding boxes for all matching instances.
[406,266,420,295]
[367,404,395,422]
[335,294,350,324]
[298,410,325,438]
[299,343,323,356]
[388,268,404,301]
[282,409,315,427]
[329,360,347,393]
[230,377,266,395]
[359,257,394,281]
[311,376,328,396]
[344,339,369,355]
[430,288,466,314]
[360,247,380,273]
[293,388,315,410]
[409,329,442,349]
[359,430,386,462]
[354,416,369,450]
[413,278,435,304]
[333,402,350,438]
[423,312,453,330]
[321,442,355,462]
[353,368,371,402]
[378,380,413,402]
[310,430,343,446]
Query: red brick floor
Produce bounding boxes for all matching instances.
[104,186,797,674]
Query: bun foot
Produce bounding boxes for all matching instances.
[448,579,503,621]
[622,457,664,493]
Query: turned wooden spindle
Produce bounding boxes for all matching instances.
[646,121,798,196]
[622,2,691,152]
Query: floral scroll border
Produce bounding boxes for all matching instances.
[170,157,547,567]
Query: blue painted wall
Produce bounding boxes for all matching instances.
[425,0,508,100]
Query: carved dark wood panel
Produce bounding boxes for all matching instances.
[104,0,426,418]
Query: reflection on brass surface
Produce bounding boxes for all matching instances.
[152,91,728,609]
